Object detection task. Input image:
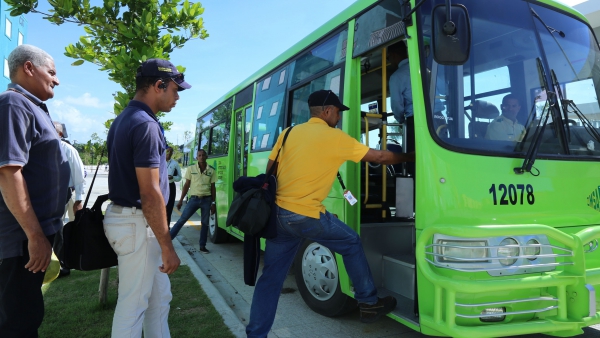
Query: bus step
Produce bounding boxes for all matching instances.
[382,254,415,301]
[376,287,419,326]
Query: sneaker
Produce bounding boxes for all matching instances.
[359,296,397,323]
[199,247,210,254]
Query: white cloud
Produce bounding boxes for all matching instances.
[64,93,113,109]
[49,100,112,142]
[165,122,196,145]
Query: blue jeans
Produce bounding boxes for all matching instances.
[246,206,378,338]
[169,196,210,248]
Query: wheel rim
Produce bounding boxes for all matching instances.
[301,242,338,301]
[208,214,216,236]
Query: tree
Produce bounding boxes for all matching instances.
[81,132,107,165]
[7,0,209,131]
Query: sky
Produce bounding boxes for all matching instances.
[21,0,594,145]
[23,0,356,145]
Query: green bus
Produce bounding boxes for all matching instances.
[191,0,600,336]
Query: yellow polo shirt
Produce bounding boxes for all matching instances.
[485,116,525,141]
[268,118,369,218]
[185,163,216,197]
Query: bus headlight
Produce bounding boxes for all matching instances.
[498,238,519,266]
[524,238,541,260]
[438,240,488,263]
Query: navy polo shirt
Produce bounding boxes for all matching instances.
[0,84,70,259]
[107,100,168,208]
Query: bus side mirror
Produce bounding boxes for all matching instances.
[432,4,471,65]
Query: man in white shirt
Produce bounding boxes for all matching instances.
[53,121,86,277]
[166,146,182,227]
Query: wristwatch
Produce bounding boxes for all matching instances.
[211,201,216,205]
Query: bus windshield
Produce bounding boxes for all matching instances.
[422,0,600,159]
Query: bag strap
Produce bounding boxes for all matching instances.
[264,126,294,182]
[83,146,105,208]
[336,172,346,190]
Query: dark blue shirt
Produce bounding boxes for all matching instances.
[0,84,70,259]
[107,100,168,208]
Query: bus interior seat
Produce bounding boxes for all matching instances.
[468,100,500,139]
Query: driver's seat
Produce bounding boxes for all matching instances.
[468,100,500,139]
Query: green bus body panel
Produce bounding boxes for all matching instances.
[417,140,600,228]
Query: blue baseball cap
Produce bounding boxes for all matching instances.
[137,58,192,91]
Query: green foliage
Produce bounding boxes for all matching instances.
[6,0,209,130]
[73,132,107,165]
[167,140,183,162]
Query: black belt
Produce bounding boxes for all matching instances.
[190,195,211,199]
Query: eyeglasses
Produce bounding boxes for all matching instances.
[171,73,185,84]
[161,73,185,86]
[322,90,332,112]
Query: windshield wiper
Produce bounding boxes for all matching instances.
[551,69,572,143]
[552,70,600,145]
[515,58,553,176]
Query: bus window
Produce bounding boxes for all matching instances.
[234,85,253,110]
[209,119,230,156]
[289,30,347,86]
[196,112,212,154]
[422,0,600,158]
[353,0,403,58]
[289,69,342,126]
[251,66,289,151]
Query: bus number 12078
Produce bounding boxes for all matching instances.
[489,184,535,205]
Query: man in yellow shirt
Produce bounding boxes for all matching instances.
[169,149,216,253]
[485,94,525,141]
[246,90,414,337]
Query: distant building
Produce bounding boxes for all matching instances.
[0,0,27,89]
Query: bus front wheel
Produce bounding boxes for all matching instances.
[208,213,229,243]
[294,241,357,317]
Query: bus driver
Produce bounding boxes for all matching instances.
[485,94,525,142]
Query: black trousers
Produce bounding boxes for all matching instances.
[0,234,55,338]
[166,181,177,226]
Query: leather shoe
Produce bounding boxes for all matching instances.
[58,268,71,278]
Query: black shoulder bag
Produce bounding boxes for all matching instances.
[226,127,293,235]
[63,149,117,270]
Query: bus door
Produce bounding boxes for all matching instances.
[357,43,418,323]
[229,104,253,239]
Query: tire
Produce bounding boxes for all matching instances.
[294,240,357,317]
[208,213,229,244]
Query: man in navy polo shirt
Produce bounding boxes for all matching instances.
[0,44,69,337]
[104,58,191,337]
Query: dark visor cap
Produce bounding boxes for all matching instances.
[308,90,350,111]
[136,58,192,91]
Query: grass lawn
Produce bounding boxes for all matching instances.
[40,265,235,338]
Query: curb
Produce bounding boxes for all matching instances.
[173,239,247,338]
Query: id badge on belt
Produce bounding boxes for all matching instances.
[343,190,357,206]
